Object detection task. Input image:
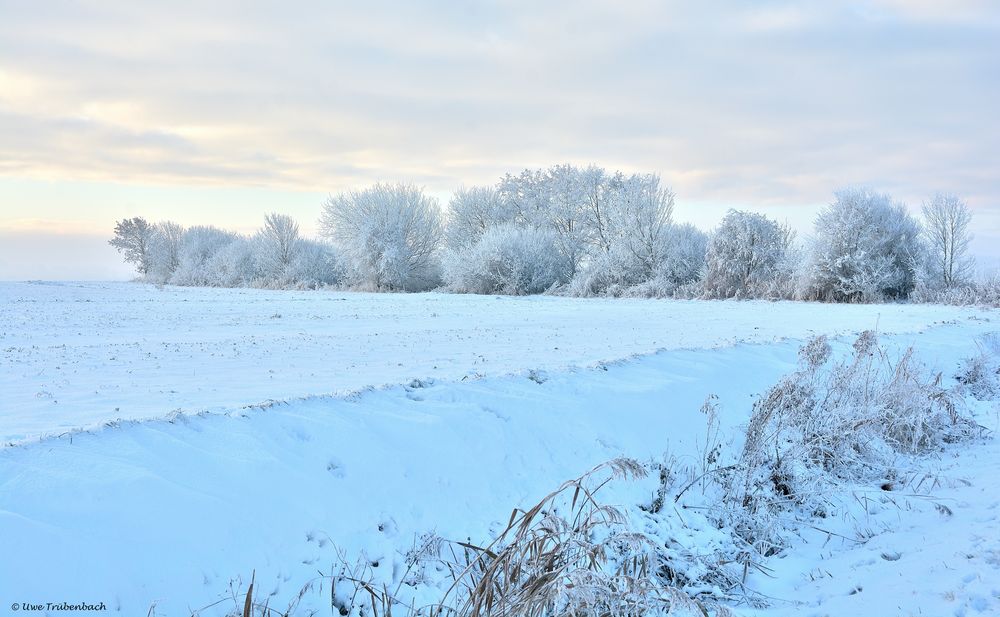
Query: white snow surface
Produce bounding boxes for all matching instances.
[0,281,988,444]
[0,282,998,616]
[744,436,1000,617]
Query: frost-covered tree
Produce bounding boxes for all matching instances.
[609,173,675,281]
[921,193,974,289]
[805,188,923,302]
[111,215,338,288]
[578,166,622,254]
[497,165,589,276]
[445,186,518,249]
[702,210,793,299]
[544,164,589,275]
[768,244,806,300]
[109,217,155,276]
[494,165,679,295]
[284,239,341,288]
[569,173,677,295]
[170,226,241,286]
[443,223,570,295]
[255,213,301,280]
[497,167,549,228]
[206,236,260,287]
[579,222,708,298]
[147,221,184,282]
[659,223,709,286]
[319,183,444,291]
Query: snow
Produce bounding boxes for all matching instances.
[743,438,1000,617]
[0,281,988,444]
[0,282,997,616]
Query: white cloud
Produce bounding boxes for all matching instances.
[0,0,998,277]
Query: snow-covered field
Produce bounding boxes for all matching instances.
[0,281,988,444]
[0,282,997,616]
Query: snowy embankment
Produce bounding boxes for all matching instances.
[744,435,1000,617]
[0,283,997,616]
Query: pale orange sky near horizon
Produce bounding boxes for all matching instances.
[1,1,998,279]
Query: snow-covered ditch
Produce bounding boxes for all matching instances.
[0,283,997,616]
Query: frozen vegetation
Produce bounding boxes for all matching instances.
[1,283,998,617]
[108,166,997,306]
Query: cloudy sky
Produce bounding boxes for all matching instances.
[1,0,998,279]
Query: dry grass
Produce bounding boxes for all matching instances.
[722,330,982,554]
[425,458,715,617]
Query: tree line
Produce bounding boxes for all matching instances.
[110,164,983,303]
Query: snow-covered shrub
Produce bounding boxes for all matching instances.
[568,243,655,297]
[113,215,339,289]
[443,223,570,295]
[612,224,708,297]
[724,332,976,553]
[965,275,1000,304]
[572,224,705,299]
[281,239,341,288]
[659,223,709,287]
[615,278,685,300]
[249,214,339,288]
[910,273,1000,307]
[319,183,444,291]
[798,333,832,369]
[803,188,924,302]
[669,280,705,299]
[956,335,1000,400]
[170,226,241,286]
[767,245,807,300]
[702,210,794,299]
[957,353,1000,401]
[205,236,260,287]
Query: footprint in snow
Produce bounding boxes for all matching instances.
[327,459,345,478]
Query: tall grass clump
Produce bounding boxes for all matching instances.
[955,333,1000,400]
[426,458,719,617]
[910,275,1000,307]
[722,331,981,554]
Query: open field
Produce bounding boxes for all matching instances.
[0,283,998,616]
[0,281,990,443]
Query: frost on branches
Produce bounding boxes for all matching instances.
[110,168,990,305]
[702,210,794,299]
[804,188,923,302]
